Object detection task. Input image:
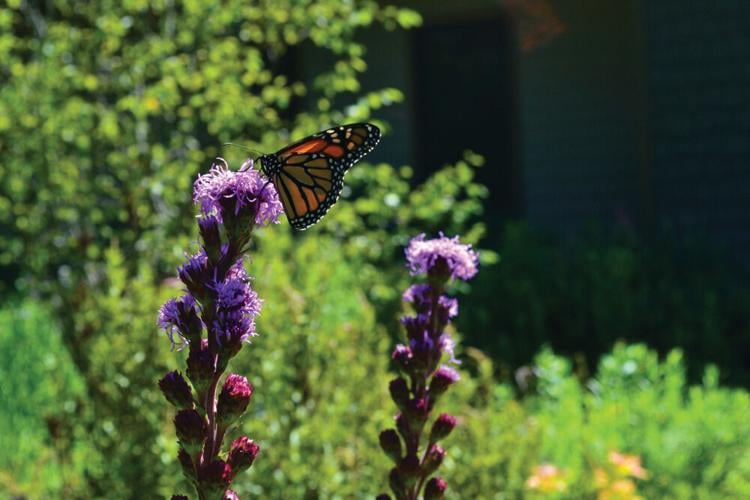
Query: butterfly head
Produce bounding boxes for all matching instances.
[258,154,281,177]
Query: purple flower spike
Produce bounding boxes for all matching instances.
[215,278,262,319]
[380,232,478,498]
[193,158,283,226]
[405,233,479,281]
[402,283,432,311]
[160,157,268,498]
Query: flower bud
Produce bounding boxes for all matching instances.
[422,444,446,475]
[392,345,413,373]
[198,215,222,262]
[177,448,196,482]
[402,283,432,313]
[401,315,427,342]
[435,296,458,326]
[217,374,253,428]
[424,477,448,500]
[198,459,233,499]
[178,251,213,301]
[379,429,402,463]
[388,378,410,410]
[429,413,457,443]
[187,342,215,398]
[410,331,437,374]
[174,409,206,454]
[395,413,410,441]
[159,371,194,409]
[388,468,406,498]
[405,397,429,429]
[429,366,460,399]
[223,490,240,500]
[228,436,260,474]
[398,454,421,488]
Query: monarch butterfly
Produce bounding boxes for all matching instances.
[259,123,381,230]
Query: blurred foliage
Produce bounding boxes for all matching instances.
[461,222,750,386]
[0,0,418,293]
[525,343,750,499]
[5,298,750,498]
[0,301,85,497]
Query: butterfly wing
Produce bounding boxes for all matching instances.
[265,123,380,230]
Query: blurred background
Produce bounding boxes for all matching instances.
[1,1,749,498]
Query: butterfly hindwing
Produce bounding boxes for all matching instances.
[261,123,380,230]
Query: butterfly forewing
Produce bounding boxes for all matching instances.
[262,123,380,230]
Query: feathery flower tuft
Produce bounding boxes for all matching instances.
[158,295,203,349]
[193,158,283,226]
[405,233,478,281]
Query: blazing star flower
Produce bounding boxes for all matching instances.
[193,158,283,226]
[405,233,479,281]
[379,233,477,500]
[159,157,267,499]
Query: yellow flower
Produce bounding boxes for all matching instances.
[598,479,643,500]
[608,451,649,479]
[526,463,568,493]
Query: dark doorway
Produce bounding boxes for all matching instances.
[411,16,522,229]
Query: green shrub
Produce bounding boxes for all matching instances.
[528,343,750,499]
[4,295,749,498]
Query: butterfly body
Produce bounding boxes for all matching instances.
[259,123,380,230]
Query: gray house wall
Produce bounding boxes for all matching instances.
[519,0,750,257]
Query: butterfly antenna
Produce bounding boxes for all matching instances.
[223,142,266,157]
